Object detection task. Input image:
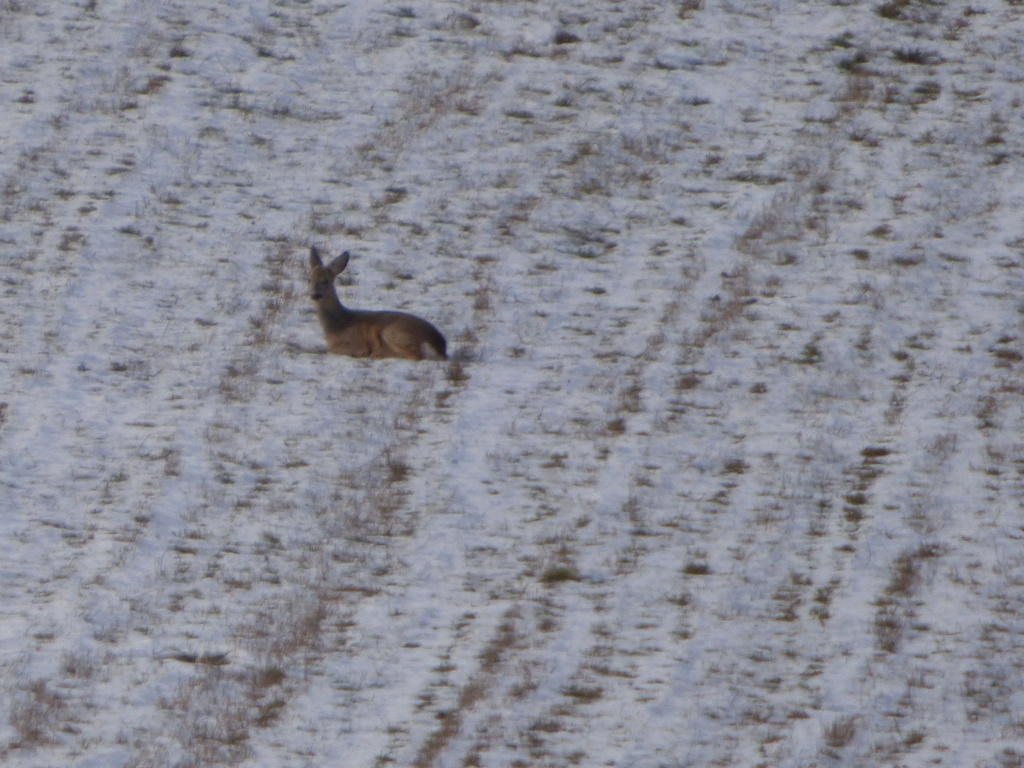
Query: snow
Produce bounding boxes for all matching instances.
[2,0,1024,766]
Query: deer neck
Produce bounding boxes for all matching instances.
[315,291,355,335]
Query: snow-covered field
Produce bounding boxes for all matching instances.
[2,1,1024,766]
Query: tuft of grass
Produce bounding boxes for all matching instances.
[910,79,941,104]
[253,698,287,728]
[682,560,712,576]
[445,12,480,31]
[811,578,841,623]
[168,650,230,666]
[822,715,858,752]
[876,0,909,19]
[893,47,941,65]
[137,74,172,95]
[605,417,627,436]
[168,675,252,765]
[677,0,704,18]
[479,608,522,672]
[797,339,823,365]
[61,650,99,679]
[874,605,903,653]
[529,717,564,733]
[383,450,412,484]
[676,372,701,391]
[445,350,470,388]
[539,565,581,584]
[9,680,67,747]
[561,684,604,703]
[168,40,191,58]
[843,491,868,506]
[885,552,919,598]
[836,50,870,73]
[721,458,748,475]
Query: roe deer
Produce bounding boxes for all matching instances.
[307,246,447,361]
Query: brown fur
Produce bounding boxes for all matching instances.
[308,247,447,361]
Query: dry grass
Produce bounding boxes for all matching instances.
[822,715,858,752]
[8,680,67,748]
[539,564,581,584]
[167,673,252,766]
[0,1,1020,766]
[412,607,524,768]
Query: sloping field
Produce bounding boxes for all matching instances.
[2,2,1024,766]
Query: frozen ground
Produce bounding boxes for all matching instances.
[1,1,1024,766]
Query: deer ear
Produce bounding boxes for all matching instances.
[328,251,350,276]
[309,246,324,268]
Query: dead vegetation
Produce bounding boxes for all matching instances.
[1,1,1023,767]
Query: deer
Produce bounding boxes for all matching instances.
[307,246,447,361]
